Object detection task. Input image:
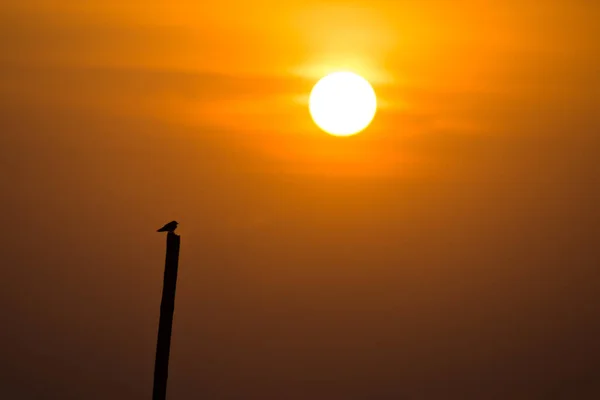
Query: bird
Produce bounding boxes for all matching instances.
[157,221,178,233]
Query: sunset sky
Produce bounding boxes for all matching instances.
[1,1,599,398]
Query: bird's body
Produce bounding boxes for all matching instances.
[157,221,178,233]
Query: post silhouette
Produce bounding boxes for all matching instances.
[153,231,181,400]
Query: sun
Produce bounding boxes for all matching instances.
[309,71,377,137]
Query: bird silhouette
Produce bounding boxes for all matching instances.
[157,221,178,233]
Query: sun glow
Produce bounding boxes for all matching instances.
[309,72,377,137]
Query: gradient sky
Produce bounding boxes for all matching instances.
[1,1,599,399]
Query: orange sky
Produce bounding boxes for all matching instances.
[2,1,599,179]
[1,1,599,399]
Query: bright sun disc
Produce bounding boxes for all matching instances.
[309,71,377,137]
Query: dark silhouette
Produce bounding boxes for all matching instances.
[153,225,181,400]
[157,220,178,233]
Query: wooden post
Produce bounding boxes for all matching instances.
[153,231,181,400]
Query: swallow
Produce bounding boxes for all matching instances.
[157,221,178,233]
